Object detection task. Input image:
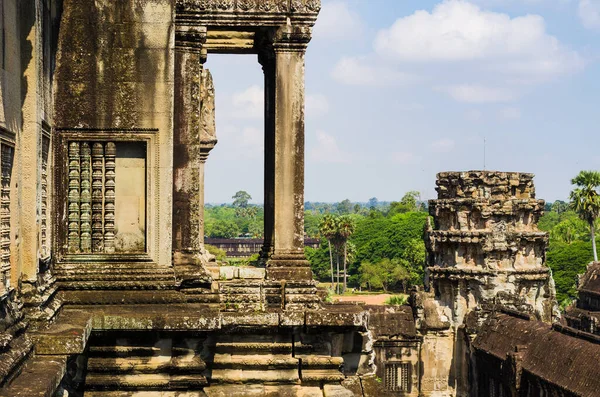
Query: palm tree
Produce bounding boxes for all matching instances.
[569,170,600,262]
[337,215,356,293]
[319,215,338,289]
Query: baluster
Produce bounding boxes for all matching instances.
[68,142,81,253]
[0,145,12,285]
[92,143,104,253]
[80,143,92,252]
[40,137,49,257]
[104,142,116,254]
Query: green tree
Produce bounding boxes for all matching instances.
[359,262,383,291]
[569,170,600,261]
[232,190,252,208]
[336,199,353,215]
[319,215,338,289]
[358,258,410,292]
[207,220,240,238]
[388,191,421,216]
[305,242,331,281]
[368,197,379,210]
[401,238,427,287]
[550,216,589,245]
[337,215,356,292]
[551,200,569,215]
[547,240,595,304]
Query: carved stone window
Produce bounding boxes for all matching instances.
[0,141,13,296]
[65,140,147,255]
[384,362,411,392]
[40,133,51,259]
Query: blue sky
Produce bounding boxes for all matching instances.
[204,0,600,204]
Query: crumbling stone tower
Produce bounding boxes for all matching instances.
[417,171,558,397]
[426,171,557,324]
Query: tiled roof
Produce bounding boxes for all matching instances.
[473,312,600,397]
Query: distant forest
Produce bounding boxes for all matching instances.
[205,190,598,308]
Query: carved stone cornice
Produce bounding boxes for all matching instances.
[178,0,320,13]
[175,25,207,53]
[272,25,312,52]
[176,0,320,27]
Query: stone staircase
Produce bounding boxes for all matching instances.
[204,334,348,395]
[83,335,208,396]
[54,263,178,291]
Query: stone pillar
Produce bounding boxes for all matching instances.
[266,25,313,281]
[259,49,276,263]
[173,26,216,266]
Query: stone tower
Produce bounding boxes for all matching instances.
[416,171,558,397]
[426,171,557,325]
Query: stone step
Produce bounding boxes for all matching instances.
[87,355,206,373]
[86,392,207,397]
[203,385,324,397]
[56,273,175,282]
[56,280,178,290]
[89,345,161,357]
[210,368,300,384]
[215,342,292,355]
[85,373,208,390]
[55,263,171,271]
[212,354,298,369]
[300,369,345,384]
[299,356,344,369]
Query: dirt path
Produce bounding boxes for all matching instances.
[334,294,392,305]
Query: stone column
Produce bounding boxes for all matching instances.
[173,26,217,266]
[266,25,313,281]
[258,49,276,263]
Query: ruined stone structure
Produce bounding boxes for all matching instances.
[564,262,600,334]
[417,171,559,396]
[0,1,377,396]
[2,1,600,396]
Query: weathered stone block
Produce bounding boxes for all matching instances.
[238,267,266,279]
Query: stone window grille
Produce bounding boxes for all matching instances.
[384,362,411,392]
[0,141,13,295]
[40,134,50,259]
[67,141,116,254]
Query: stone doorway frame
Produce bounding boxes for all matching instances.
[173,0,321,281]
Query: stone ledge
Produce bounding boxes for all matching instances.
[31,309,92,355]
[1,356,66,397]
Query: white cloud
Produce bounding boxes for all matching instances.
[231,85,263,119]
[332,57,418,86]
[579,0,600,29]
[391,151,420,165]
[499,107,522,120]
[312,1,363,41]
[373,0,583,82]
[437,84,516,103]
[431,139,456,153]
[329,0,585,101]
[306,94,330,118]
[310,131,350,163]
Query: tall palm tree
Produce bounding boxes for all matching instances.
[569,170,600,262]
[319,215,338,289]
[337,215,356,293]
